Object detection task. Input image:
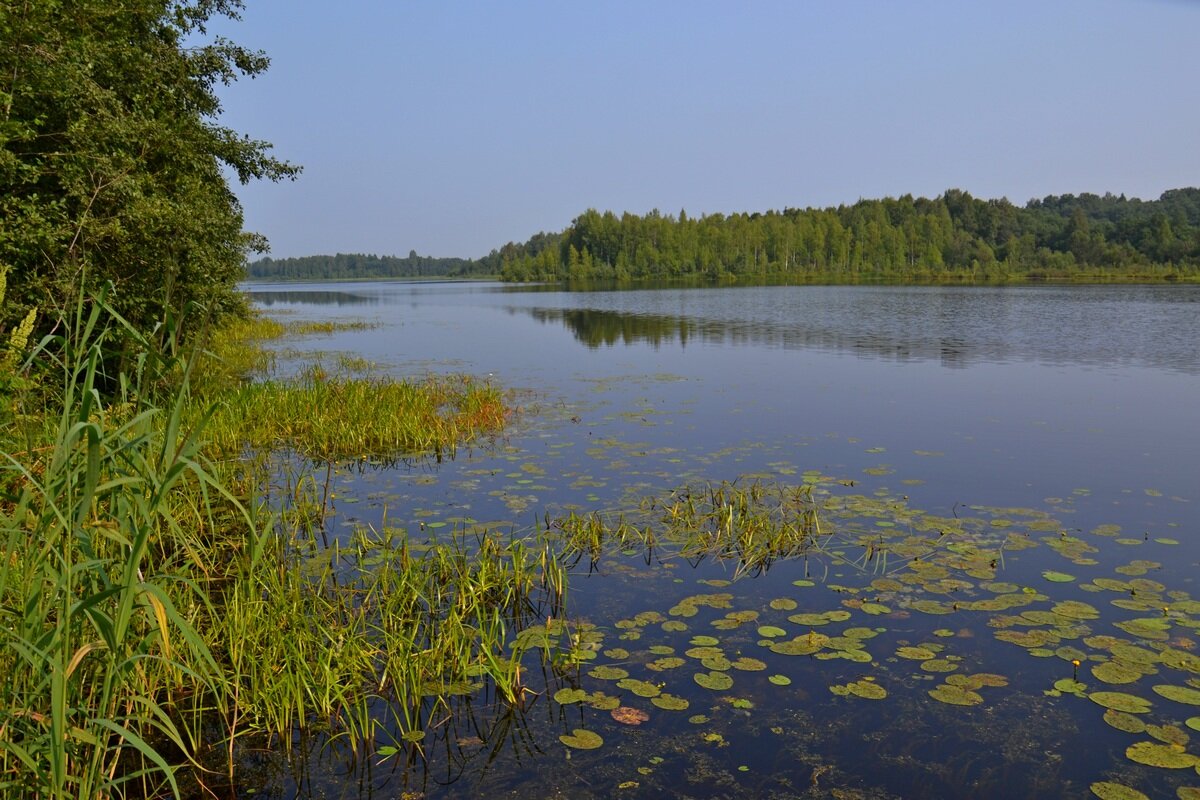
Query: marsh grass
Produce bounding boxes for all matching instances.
[550,481,822,577]
[201,367,506,462]
[0,295,262,799]
[0,296,523,797]
[213,521,571,757]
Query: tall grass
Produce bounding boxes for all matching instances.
[550,480,822,577]
[201,367,507,462]
[211,519,570,760]
[0,295,535,796]
[0,294,261,799]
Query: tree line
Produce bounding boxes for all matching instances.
[489,189,1200,283]
[247,250,485,280]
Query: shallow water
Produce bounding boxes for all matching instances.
[242,282,1200,799]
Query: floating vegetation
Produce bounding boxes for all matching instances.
[1090,781,1151,800]
[611,707,650,725]
[1091,692,1154,714]
[830,679,887,700]
[559,729,604,750]
[694,671,734,691]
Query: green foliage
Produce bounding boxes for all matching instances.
[248,251,489,281]
[0,293,258,799]
[496,190,1200,283]
[0,0,298,339]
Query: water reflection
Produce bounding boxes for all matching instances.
[516,284,1200,373]
[525,307,993,370]
[248,289,377,306]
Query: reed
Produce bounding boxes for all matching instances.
[201,369,507,462]
[549,480,822,577]
[211,521,571,756]
[0,294,260,799]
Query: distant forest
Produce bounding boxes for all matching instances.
[246,250,487,280]
[491,188,1200,283]
[248,189,1200,283]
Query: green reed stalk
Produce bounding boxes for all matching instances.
[0,292,259,799]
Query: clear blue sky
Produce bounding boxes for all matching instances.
[210,0,1200,260]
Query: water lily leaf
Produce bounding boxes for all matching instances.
[1156,686,1200,705]
[616,678,661,698]
[1089,781,1150,800]
[1104,709,1147,734]
[1091,692,1153,714]
[1187,717,1200,733]
[769,638,823,656]
[860,602,891,615]
[651,693,689,711]
[611,706,650,725]
[1092,661,1143,685]
[648,645,675,655]
[685,646,724,660]
[1147,724,1190,747]
[768,674,792,686]
[701,655,732,671]
[769,598,798,611]
[687,714,710,724]
[588,693,621,710]
[757,625,787,638]
[588,665,629,681]
[694,671,734,691]
[603,648,631,659]
[1053,600,1100,620]
[896,646,936,660]
[559,729,604,750]
[1125,740,1199,768]
[1054,679,1087,695]
[847,679,887,700]
[661,621,688,632]
[928,685,983,706]
[1042,571,1076,583]
[1178,787,1200,800]
[647,657,686,671]
[920,658,958,673]
[554,688,591,705]
[690,635,720,646]
[731,657,767,671]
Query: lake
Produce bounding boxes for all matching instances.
[244,282,1200,799]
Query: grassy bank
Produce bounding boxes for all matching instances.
[0,298,520,798]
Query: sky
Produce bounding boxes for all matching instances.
[208,0,1200,260]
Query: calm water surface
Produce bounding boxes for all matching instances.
[243,282,1200,800]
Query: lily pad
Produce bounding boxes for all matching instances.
[1104,709,1148,734]
[651,693,690,711]
[694,671,734,691]
[1092,661,1143,685]
[611,706,650,726]
[554,688,591,705]
[757,625,788,638]
[1089,781,1150,800]
[768,674,792,686]
[1125,740,1199,769]
[896,646,936,660]
[588,665,629,681]
[928,685,983,706]
[731,657,767,671]
[1154,685,1200,705]
[559,729,604,750]
[616,678,661,698]
[1090,692,1153,714]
